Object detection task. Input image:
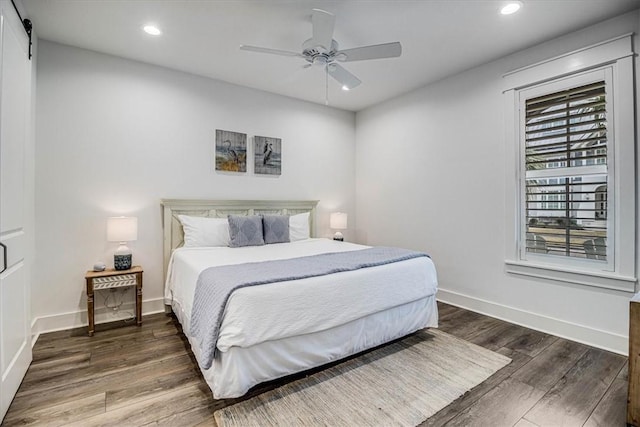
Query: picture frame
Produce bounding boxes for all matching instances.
[215,129,247,172]
[254,136,282,175]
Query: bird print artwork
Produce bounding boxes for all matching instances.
[255,136,281,175]
[215,130,247,172]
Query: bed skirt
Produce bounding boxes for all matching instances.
[174,295,438,398]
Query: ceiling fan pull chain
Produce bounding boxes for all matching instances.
[325,65,329,106]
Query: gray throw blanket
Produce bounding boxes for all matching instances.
[190,247,429,370]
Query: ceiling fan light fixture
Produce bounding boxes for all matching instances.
[500,1,523,15]
[143,24,162,36]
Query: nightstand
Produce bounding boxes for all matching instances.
[85,266,143,336]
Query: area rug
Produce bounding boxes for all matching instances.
[214,329,511,427]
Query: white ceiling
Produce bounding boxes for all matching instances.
[21,0,640,111]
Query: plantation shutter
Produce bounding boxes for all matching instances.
[524,81,607,260]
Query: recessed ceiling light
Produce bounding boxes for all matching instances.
[143,25,162,36]
[500,1,523,15]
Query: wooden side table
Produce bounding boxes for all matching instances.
[84,266,143,336]
[629,293,640,426]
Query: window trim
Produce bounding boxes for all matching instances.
[504,260,636,292]
[503,34,636,292]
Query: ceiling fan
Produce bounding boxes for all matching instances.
[240,9,402,92]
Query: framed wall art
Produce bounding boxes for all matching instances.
[254,135,281,175]
[215,129,247,172]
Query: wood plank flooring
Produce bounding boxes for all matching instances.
[2,302,628,426]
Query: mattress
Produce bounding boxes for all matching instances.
[165,238,439,397]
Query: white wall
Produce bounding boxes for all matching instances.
[355,11,639,354]
[34,41,355,333]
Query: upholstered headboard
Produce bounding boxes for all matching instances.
[160,199,318,281]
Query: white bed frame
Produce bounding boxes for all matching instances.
[161,199,318,282]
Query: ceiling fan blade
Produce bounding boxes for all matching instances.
[337,42,402,62]
[311,9,335,51]
[327,63,361,90]
[240,45,303,58]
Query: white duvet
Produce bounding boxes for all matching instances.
[165,238,438,354]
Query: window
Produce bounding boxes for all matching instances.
[523,79,608,261]
[503,35,636,292]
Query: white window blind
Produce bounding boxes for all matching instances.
[524,81,607,261]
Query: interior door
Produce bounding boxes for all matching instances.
[0,1,32,420]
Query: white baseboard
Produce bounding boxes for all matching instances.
[32,290,627,355]
[437,288,628,356]
[31,297,166,346]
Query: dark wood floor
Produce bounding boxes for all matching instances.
[2,302,628,426]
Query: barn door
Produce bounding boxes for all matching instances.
[0,0,32,420]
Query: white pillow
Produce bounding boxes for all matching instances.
[289,212,310,241]
[178,215,230,247]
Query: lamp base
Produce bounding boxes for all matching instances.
[114,243,132,270]
[114,254,132,270]
[333,231,344,242]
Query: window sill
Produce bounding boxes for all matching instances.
[504,260,636,293]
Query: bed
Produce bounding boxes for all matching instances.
[162,199,439,399]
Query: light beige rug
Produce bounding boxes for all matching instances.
[214,329,511,427]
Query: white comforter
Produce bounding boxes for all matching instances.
[165,238,438,353]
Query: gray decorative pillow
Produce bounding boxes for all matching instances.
[228,215,265,247]
[262,215,290,244]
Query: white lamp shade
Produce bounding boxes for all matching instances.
[330,212,348,230]
[107,217,138,242]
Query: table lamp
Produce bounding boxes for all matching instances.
[107,216,138,270]
[330,212,347,241]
